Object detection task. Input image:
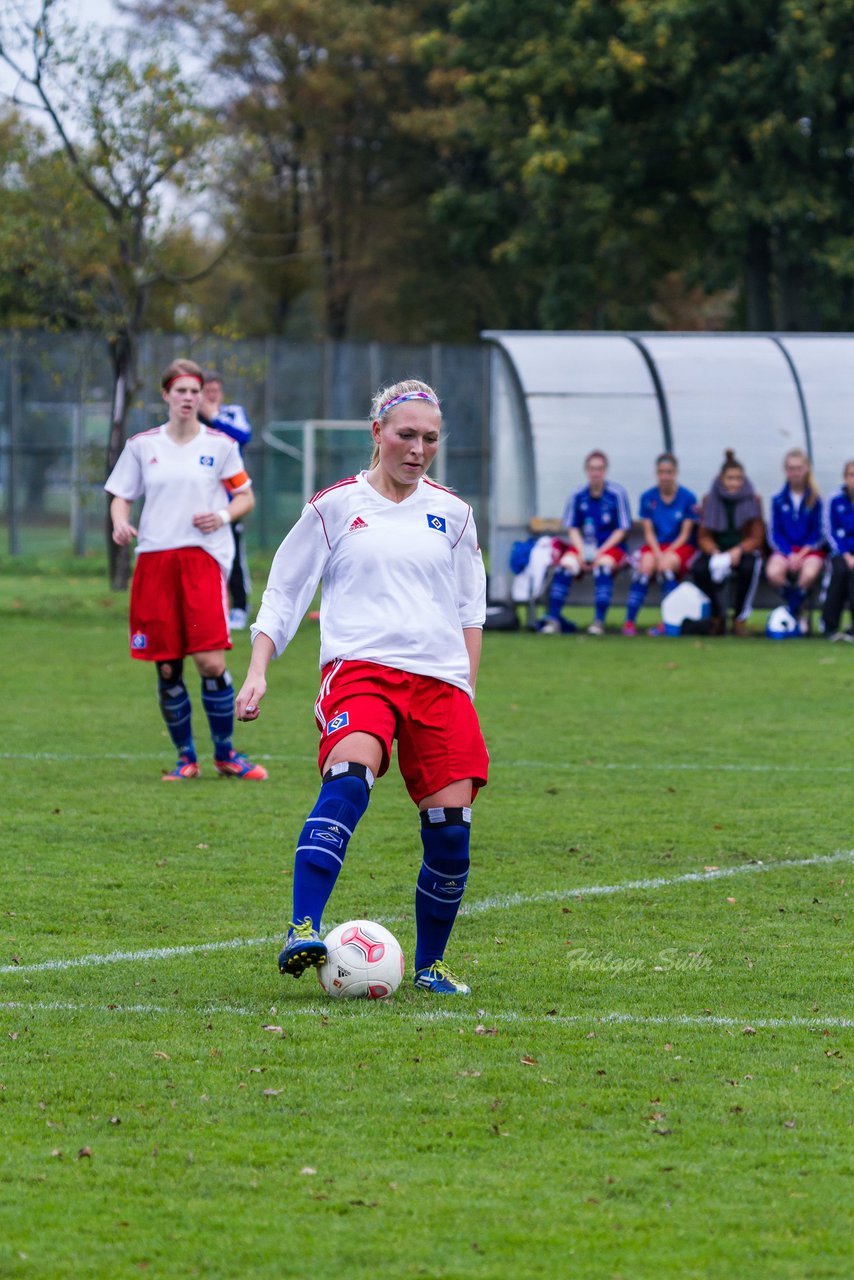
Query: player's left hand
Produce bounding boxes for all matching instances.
[192,511,224,534]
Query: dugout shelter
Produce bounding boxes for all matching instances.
[484,331,854,599]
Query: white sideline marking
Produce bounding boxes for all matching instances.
[459,849,854,918]
[508,759,854,774]
[4,750,854,774]
[0,936,273,975]
[2,850,851,978]
[0,1000,850,1030]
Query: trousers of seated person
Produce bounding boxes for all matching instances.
[693,551,762,620]
[822,555,854,634]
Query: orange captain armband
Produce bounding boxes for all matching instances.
[223,470,251,494]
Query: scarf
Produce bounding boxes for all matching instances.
[702,474,761,532]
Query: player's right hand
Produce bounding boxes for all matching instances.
[236,676,266,721]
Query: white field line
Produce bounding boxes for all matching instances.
[4,750,854,774]
[2,850,852,978]
[0,1000,850,1030]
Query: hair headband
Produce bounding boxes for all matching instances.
[163,372,204,391]
[377,390,439,417]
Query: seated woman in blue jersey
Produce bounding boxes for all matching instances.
[764,448,825,629]
[538,449,632,636]
[692,449,766,636]
[622,452,698,636]
[821,459,854,642]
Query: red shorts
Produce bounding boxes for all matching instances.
[314,660,489,805]
[639,543,697,574]
[552,541,628,572]
[129,547,231,661]
[779,546,826,564]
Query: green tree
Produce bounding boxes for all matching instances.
[415,0,854,330]
[0,0,221,582]
[129,0,506,340]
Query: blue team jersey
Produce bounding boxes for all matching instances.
[563,481,632,547]
[823,488,854,555]
[638,485,698,546]
[211,404,252,454]
[768,484,824,555]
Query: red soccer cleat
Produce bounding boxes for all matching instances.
[213,751,268,780]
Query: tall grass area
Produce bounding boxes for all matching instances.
[2,568,852,1279]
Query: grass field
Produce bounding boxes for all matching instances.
[2,566,852,1279]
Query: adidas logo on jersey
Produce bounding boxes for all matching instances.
[348,516,368,532]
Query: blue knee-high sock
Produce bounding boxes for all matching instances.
[157,661,195,762]
[292,764,373,931]
[414,807,471,972]
[785,584,806,616]
[546,567,573,619]
[660,571,677,599]
[201,672,234,761]
[626,573,649,622]
[594,566,613,621]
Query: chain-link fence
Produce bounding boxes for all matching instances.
[0,332,490,558]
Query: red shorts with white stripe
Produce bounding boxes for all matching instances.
[315,660,489,805]
[639,543,697,574]
[129,547,230,661]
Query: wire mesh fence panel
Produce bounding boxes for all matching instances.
[0,334,489,560]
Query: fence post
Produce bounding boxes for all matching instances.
[70,400,86,555]
[7,332,21,556]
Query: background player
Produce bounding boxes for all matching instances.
[693,449,765,636]
[822,459,854,642]
[235,378,489,995]
[765,448,825,628]
[624,452,698,636]
[106,358,268,780]
[538,449,632,635]
[198,370,253,630]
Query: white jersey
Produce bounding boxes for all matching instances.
[105,424,251,573]
[252,471,486,696]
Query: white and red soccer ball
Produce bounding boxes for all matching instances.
[317,920,404,1000]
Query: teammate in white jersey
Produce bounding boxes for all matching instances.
[236,379,489,995]
[105,358,268,782]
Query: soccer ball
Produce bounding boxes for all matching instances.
[317,920,405,1000]
[766,606,799,639]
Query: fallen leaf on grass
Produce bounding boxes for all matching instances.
[474,1025,498,1036]
[261,1089,282,1097]
[742,1026,757,1036]
[77,1147,92,1159]
[520,1056,537,1066]
[261,1025,283,1034]
[153,1052,170,1060]
[783,1119,797,1129]
[726,897,737,904]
